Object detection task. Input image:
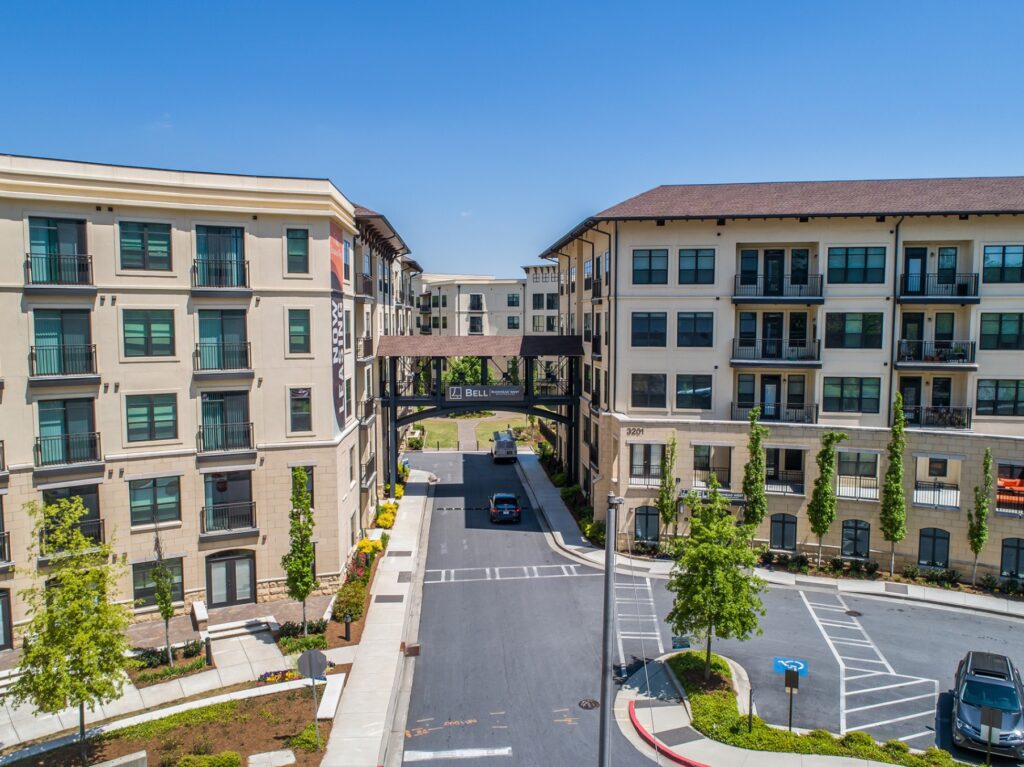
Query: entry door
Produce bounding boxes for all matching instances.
[762,313,784,359]
[900,313,925,361]
[764,249,785,296]
[207,552,255,607]
[900,377,922,424]
[760,375,782,420]
[903,247,927,295]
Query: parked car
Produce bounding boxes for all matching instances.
[490,430,518,463]
[952,651,1024,760]
[489,493,521,524]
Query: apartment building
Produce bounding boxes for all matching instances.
[416,273,525,335]
[523,264,559,334]
[0,154,414,644]
[544,178,1024,578]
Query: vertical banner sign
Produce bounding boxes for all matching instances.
[329,221,347,435]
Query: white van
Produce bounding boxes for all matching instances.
[491,430,518,463]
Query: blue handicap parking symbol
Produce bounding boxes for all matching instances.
[773,657,808,676]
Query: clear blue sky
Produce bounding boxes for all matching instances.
[2,1,1023,277]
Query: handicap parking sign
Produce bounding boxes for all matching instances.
[773,657,808,676]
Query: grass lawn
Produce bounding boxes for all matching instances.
[418,418,458,449]
[474,414,529,445]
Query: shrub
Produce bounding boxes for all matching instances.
[847,559,864,574]
[357,537,384,556]
[407,436,423,450]
[787,554,810,573]
[942,568,961,587]
[376,511,396,529]
[1000,577,1020,594]
[133,657,206,686]
[582,519,605,547]
[550,472,567,487]
[864,561,880,576]
[900,564,920,580]
[575,505,594,523]
[829,557,845,573]
[559,484,581,502]
[279,634,328,654]
[191,732,214,755]
[333,581,367,623]
[381,532,391,549]
[775,553,791,568]
[176,752,242,767]
[397,462,410,483]
[979,573,999,591]
[134,646,169,669]
[182,639,204,658]
[288,721,323,752]
[279,619,327,638]
[383,483,405,500]
[346,550,373,584]
[759,549,774,566]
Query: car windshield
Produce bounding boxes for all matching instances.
[494,496,517,507]
[961,679,1021,712]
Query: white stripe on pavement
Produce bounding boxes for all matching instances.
[405,746,513,762]
[853,710,936,730]
[846,693,937,714]
[846,679,935,696]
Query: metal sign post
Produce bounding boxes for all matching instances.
[598,493,623,767]
[298,649,329,750]
[980,705,1001,765]
[784,668,799,731]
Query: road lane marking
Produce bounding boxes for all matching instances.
[405,747,513,761]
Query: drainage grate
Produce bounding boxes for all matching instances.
[845,610,862,617]
[579,698,600,710]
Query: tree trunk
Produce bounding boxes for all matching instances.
[972,555,979,587]
[302,600,308,637]
[817,537,824,571]
[703,630,712,682]
[165,619,172,666]
[79,702,86,761]
[889,542,896,577]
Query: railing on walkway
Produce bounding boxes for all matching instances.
[731,402,818,424]
[693,467,731,489]
[192,258,249,288]
[901,405,973,430]
[731,338,821,363]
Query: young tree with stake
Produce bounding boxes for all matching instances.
[282,466,318,635]
[807,431,847,569]
[880,392,907,576]
[150,552,176,667]
[968,448,994,586]
[656,437,679,538]
[741,407,769,528]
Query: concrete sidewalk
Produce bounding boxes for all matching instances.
[322,469,430,767]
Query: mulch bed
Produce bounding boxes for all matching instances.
[9,688,331,767]
[677,666,732,694]
[128,654,209,689]
[325,555,381,649]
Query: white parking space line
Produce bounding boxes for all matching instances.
[405,746,513,762]
[424,565,601,584]
[898,731,935,743]
[853,710,936,730]
[846,692,936,714]
[847,679,933,696]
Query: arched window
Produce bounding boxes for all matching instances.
[1001,538,1024,579]
[841,519,870,559]
[918,528,950,568]
[634,506,660,544]
[770,513,797,552]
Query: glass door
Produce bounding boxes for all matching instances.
[760,375,781,420]
[903,247,927,295]
[207,552,256,607]
[900,312,925,361]
[762,313,783,359]
[764,249,785,296]
[900,377,922,424]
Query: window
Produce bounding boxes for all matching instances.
[825,313,883,348]
[583,363,592,394]
[918,528,950,568]
[469,316,483,334]
[631,374,666,408]
[119,222,171,270]
[791,249,809,285]
[546,316,557,332]
[935,312,954,342]
[842,519,871,558]
[676,375,712,409]
[286,228,309,274]
[288,309,311,354]
[932,377,951,408]
[289,388,312,432]
[983,245,1024,283]
[739,250,759,285]
[129,477,181,525]
[839,452,878,478]
[349,447,356,483]
[632,249,668,285]
[635,506,660,543]
[630,444,664,480]
[1002,538,1024,578]
[980,313,1024,350]
[827,246,886,283]
[126,394,177,442]
[0,591,10,651]
[507,293,520,307]
[469,294,483,311]
[343,239,351,280]
[133,558,184,608]
[546,293,558,310]
[43,484,100,520]
[507,316,520,330]
[123,310,175,357]
[677,312,713,347]
[431,316,439,329]
[631,312,667,347]
[787,375,806,409]
[928,458,948,477]
[737,374,755,407]
[977,380,1024,416]
[431,294,439,308]
[442,316,448,329]
[583,259,593,289]
[770,513,797,552]
[441,294,448,308]
[532,316,545,332]
[823,377,881,413]
[298,466,315,507]
[678,248,714,284]
[532,294,544,310]
[937,247,957,283]
[583,313,592,342]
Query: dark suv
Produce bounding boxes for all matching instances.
[952,651,1024,759]
[489,493,521,524]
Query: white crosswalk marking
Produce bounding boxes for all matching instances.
[613,577,665,674]
[424,564,600,584]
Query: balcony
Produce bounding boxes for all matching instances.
[588,440,599,466]
[191,259,250,295]
[197,423,255,455]
[360,398,376,423]
[361,455,377,489]
[0,441,6,476]
[894,340,976,369]
[592,280,603,300]
[193,342,253,379]
[534,377,571,398]
[730,339,821,367]
[357,336,374,360]
[39,518,105,560]
[693,467,731,489]
[837,474,880,501]
[629,465,662,487]
[731,402,818,424]
[732,274,823,304]
[766,470,805,496]
[997,482,1024,517]
[913,481,961,510]
[200,502,257,539]
[24,254,95,295]
[0,531,10,567]
[29,344,99,386]
[898,273,979,304]
[34,432,102,468]
[591,336,601,359]
[354,273,374,299]
[901,405,972,430]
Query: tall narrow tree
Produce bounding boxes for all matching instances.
[880,392,908,575]
[807,431,848,568]
[741,407,769,528]
[968,448,994,586]
[282,467,318,635]
[656,437,679,537]
[9,497,131,761]
[150,532,176,666]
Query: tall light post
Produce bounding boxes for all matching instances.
[598,492,624,767]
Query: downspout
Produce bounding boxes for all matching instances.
[612,221,619,411]
[887,216,905,427]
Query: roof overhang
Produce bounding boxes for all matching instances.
[355,205,409,257]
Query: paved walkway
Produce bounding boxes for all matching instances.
[323,469,430,767]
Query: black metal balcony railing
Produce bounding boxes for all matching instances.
[693,467,731,489]
[731,402,818,424]
[0,531,9,563]
[357,336,373,358]
[193,342,251,371]
[733,273,823,299]
[360,398,375,421]
[361,455,376,488]
[629,465,662,486]
[0,440,6,472]
[997,487,1024,516]
[588,440,599,465]
[913,481,961,509]
[34,432,102,467]
[836,474,880,501]
[591,336,601,357]
[766,470,805,495]
[40,519,105,555]
[191,258,249,288]
[901,405,973,430]
[198,422,254,452]
[25,253,93,286]
[30,344,97,377]
[201,502,256,534]
[356,273,374,296]
[731,338,821,362]
[895,340,976,364]
[899,272,979,298]
[592,280,603,299]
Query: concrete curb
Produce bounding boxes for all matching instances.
[627,700,709,767]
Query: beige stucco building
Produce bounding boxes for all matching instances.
[544,178,1024,579]
[523,264,559,334]
[415,273,525,336]
[0,154,418,645]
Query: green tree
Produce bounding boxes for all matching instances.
[741,407,769,528]
[9,497,131,760]
[505,357,520,384]
[442,356,482,387]
[281,467,318,635]
[656,437,679,537]
[807,431,848,569]
[150,541,176,666]
[880,392,907,576]
[666,477,766,681]
[968,447,994,586]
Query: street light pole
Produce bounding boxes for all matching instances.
[598,492,623,767]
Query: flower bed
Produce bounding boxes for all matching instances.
[129,639,209,688]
